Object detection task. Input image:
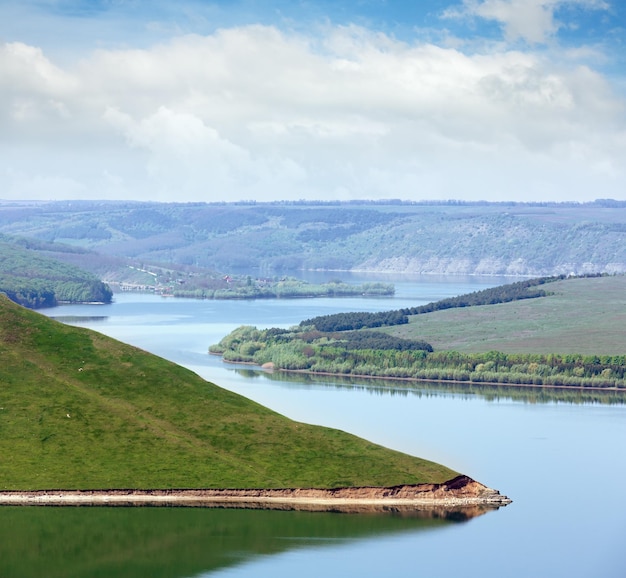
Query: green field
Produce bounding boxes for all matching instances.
[388,276,626,354]
[0,294,456,490]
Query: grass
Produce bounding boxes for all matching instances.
[0,294,457,490]
[387,276,626,354]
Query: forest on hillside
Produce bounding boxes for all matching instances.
[0,234,394,305]
[1,199,625,277]
[0,237,113,308]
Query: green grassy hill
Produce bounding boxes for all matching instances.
[388,275,626,354]
[0,294,456,491]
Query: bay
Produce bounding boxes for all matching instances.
[10,273,624,578]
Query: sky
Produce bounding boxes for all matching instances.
[1,0,625,204]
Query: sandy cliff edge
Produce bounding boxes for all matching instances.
[0,475,511,514]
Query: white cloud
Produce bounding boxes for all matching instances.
[0,42,79,138]
[0,23,625,203]
[0,42,75,93]
[444,0,610,44]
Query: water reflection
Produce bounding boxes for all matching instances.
[0,506,477,578]
[51,315,108,323]
[231,367,626,405]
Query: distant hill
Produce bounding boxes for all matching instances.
[2,235,395,301]
[0,294,457,490]
[1,199,625,276]
[0,236,112,308]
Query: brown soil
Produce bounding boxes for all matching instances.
[0,475,511,515]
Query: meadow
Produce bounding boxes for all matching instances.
[0,294,457,490]
[389,276,626,354]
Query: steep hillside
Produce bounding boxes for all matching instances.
[1,200,625,276]
[0,294,457,490]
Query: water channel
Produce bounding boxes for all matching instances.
[5,274,624,577]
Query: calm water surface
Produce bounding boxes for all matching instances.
[12,274,624,578]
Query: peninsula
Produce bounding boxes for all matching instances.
[0,294,509,511]
[211,275,626,391]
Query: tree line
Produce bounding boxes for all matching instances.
[211,324,626,389]
[166,279,394,300]
[300,310,408,332]
[401,275,564,315]
[301,276,565,332]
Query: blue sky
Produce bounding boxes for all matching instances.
[6,1,624,62]
[1,0,625,202]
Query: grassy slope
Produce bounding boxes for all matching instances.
[0,294,456,490]
[388,276,626,354]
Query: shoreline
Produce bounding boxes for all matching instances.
[221,360,624,393]
[282,368,625,392]
[0,476,511,514]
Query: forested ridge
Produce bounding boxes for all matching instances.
[0,233,394,303]
[0,236,113,308]
[1,200,625,276]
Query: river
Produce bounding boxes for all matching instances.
[6,274,624,578]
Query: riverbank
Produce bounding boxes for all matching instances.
[0,476,510,514]
[274,367,625,393]
[223,360,625,394]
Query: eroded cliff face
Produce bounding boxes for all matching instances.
[355,256,626,277]
[0,475,511,516]
[216,475,509,503]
